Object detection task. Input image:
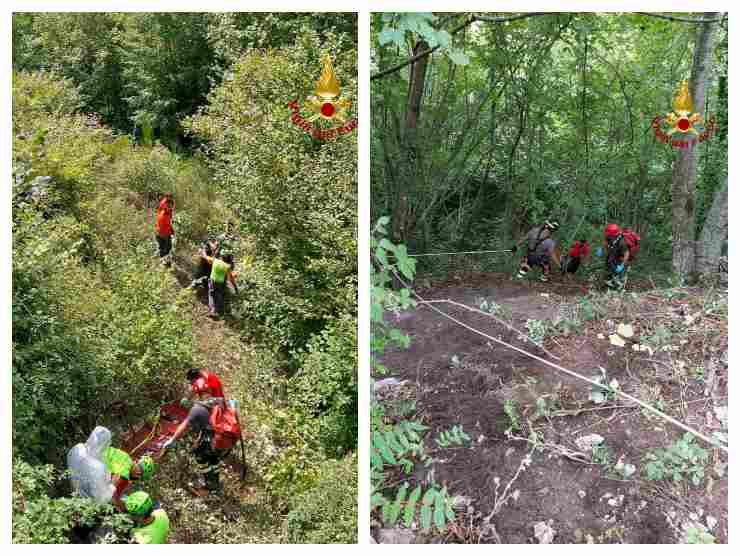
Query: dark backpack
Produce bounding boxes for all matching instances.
[606,234,627,265]
[209,403,241,450]
[527,225,548,253]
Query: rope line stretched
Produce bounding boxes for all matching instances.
[384,264,728,454]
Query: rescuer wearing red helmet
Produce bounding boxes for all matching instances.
[561,238,590,281]
[604,224,629,290]
[186,367,225,400]
[159,368,229,495]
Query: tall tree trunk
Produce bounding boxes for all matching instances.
[393,40,430,249]
[671,13,718,281]
[405,40,430,137]
[695,177,728,276]
[582,34,589,174]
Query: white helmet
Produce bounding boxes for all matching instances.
[544,220,560,232]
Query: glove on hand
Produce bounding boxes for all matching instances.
[615,263,625,273]
[511,245,517,254]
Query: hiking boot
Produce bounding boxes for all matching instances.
[207,482,224,496]
[188,485,211,497]
[186,477,207,496]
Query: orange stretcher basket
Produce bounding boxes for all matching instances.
[122,403,189,461]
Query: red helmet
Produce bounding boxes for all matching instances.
[605,224,621,238]
[191,378,210,395]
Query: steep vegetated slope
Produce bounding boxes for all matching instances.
[12,23,357,544]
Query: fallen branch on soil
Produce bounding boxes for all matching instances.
[550,404,632,417]
[387,266,729,454]
[425,298,561,361]
[486,443,537,522]
[550,396,724,418]
[568,408,626,436]
[505,431,591,464]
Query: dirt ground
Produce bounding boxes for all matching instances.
[374,272,728,544]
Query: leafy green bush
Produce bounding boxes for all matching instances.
[290,313,358,455]
[12,71,82,128]
[13,72,119,215]
[12,216,103,460]
[436,425,471,448]
[13,14,129,131]
[370,217,416,375]
[523,318,548,346]
[591,442,614,468]
[285,453,357,543]
[370,221,457,534]
[12,459,133,544]
[643,433,710,486]
[12,72,196,462]
[686,527,715,544]
[184,29,357,353]
[503,399,522,432]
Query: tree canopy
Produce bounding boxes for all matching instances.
[371,12,727,280]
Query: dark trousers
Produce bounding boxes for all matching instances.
[527,253,550,274]
[192,259,212,287]
[192,437,229,491]
[605,257,626,289]
[563,256,581,274]
[208,279,226,315]
[156,234,172,259]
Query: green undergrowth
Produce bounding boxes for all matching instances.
[13,51,356,544]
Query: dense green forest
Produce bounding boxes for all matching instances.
[12,13,357,543]
[370,13,728,544]
[371,12,727,281]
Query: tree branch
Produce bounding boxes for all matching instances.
[371,13,553,81]
[636,12,726,23]
[473,12,551,23]
[373,12,727,82]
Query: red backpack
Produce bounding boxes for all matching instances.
[623,230,641,257]
[209,403,241,450]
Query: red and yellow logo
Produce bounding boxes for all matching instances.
[652,80,717,149]
[288,54,357,140]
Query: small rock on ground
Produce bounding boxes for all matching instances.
[374,377,408,394]
[377,528,415,544]
[575,434,604,452]
[533,520,556,544]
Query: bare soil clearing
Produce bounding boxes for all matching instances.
[376,272,728,544]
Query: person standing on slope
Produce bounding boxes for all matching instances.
[198,249,238,318]
[514,219,561,282]
[155,193,175,265]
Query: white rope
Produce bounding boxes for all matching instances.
[407,249,514,258]
[387,266,728,454]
